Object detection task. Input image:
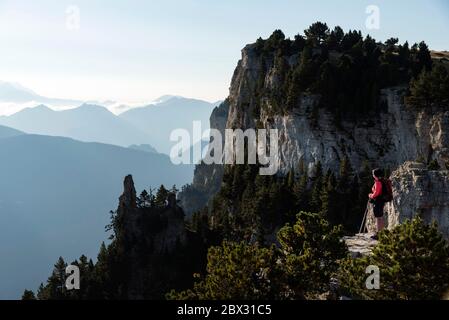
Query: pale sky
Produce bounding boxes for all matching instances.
[0,0,448,103]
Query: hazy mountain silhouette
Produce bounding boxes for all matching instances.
[0,104,152,148]
[0,81,83,106]
[119,97,216,154]
[0,124,24,139]
[0,96,218,155]
[0,132,193,299]
[128,144,159,154]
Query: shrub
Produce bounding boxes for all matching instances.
[338,217,449,300]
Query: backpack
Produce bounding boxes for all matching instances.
[380,178,393,202]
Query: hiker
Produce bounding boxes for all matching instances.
[368,168,387,240]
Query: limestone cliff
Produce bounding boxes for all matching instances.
[181,40,449,225]
[366,162,449,238]
[225,44,449,174]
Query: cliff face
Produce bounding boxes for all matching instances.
[226,44,449,174]
[181,42,449,230]
[366,162,449,238]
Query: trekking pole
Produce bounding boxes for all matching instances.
[358,200,370,234]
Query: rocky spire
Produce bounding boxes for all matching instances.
[119,174,137,209]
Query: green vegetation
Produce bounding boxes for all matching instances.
[252,23,443,117]
[167,241,279,300]
[210,159,372,241]
[407,62,449,107]
[21,290,36,300]
[168,212,347,300]
[30,171,449,300]
[338,218,449,300]
[277,212,347,298]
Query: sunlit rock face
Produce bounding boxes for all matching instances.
[366,162,449,238]
[181,43,449,229]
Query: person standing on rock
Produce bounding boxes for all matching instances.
[368,168,386,240]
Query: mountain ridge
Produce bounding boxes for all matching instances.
[0,96,217,154]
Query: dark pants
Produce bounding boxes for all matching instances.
[373,199,385,218]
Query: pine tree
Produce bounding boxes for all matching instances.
[167,241,279,300]
[408,63,449,107]
[335,157,354,228]
[69,254,94,299]
[338,156,353,191]
[21,289,36,300]
[40,257,68,300]
[155,185,169,207]
[304,22,329,45]
[277,211,347,298]
[320,171,338,224]
[293,170,309,211]
[170,185,179,194]
[310,161,323,212]
[417,41,433,73]
[92,242,111,298]
[325,26,344,50]
[138,190,151,208]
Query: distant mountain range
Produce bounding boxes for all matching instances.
[0,104,151,148]
[0,83,218,155]
[0,124,24,139]
[0,81,83,106]
[128,144,159,154]
[119,97,216,154]
[0,126,194,299]
[0,82,219,298]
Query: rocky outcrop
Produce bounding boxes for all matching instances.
[366,162,449,238]
[119,175,187,255]
[343,233,378,258]
[116,175,202,299]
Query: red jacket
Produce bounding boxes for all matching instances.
[369,178,383,199]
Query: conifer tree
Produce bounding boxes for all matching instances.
[137,190,151,208]
[36,283,46,300]
[310,161,323,212]
[93,242,111,298]
[21,289,36,300]
[304,22,329,45]
[320,171,338,224]
[167,241,279,300]
[277,211,347,298]
[39,257,68,300]
[417,41,433,73]
[155,185,169,207]
[333,157,355,228]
